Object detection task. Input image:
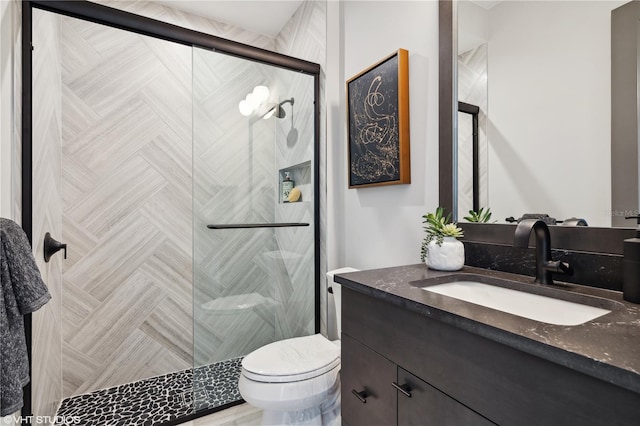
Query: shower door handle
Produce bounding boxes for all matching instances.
[44,232,67,262]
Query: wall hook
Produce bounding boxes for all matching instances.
[44,232,67,263]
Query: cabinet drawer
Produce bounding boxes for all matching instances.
[341,334,396,426]
[397,367,495,426]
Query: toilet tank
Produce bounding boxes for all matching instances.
[326,267,359,338]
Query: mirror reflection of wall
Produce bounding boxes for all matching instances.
[458,42,488,220]
[458,0,628,227]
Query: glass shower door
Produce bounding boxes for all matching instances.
[191,47,316,410]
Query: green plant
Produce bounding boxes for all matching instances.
[464,207,494,223]
[420,207,464,262]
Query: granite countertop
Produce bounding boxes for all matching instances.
[334,264,640,394]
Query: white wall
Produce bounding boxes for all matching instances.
[458,0,488,53]
[331,1,440,270]
[326,0,344,273]
[487,1,624,227]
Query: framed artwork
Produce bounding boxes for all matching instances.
[346,48,410,188]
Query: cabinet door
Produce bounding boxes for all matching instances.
[341,334,397,426]
[397,368,495,426]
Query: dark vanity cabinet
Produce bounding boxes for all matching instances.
[341,287,640,426]
[341,298,494,426]
[396,368,495,426]
[341,334,396,426]
[342,332,494,426]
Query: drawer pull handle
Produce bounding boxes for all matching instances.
[351,389,368,403]
[392,382,412,398]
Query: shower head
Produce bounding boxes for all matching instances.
[263,97,294,120]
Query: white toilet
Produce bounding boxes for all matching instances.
[238,267,358,426]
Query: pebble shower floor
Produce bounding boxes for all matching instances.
[54,358,243,425]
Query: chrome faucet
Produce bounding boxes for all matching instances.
[513,219,573,284]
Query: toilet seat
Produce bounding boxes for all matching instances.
[241,334,340,383]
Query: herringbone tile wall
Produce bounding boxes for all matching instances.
[11,0,22,221]
[192,48,278,366]
[32,9,64,419]
[59,15,195,397]
[273,69,316,339]
[192,1,327,365]
[192,51,314,366]
[275,0,327,337]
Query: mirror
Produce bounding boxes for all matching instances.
[455,0,638,228]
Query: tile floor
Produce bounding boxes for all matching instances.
[54,358,244,425]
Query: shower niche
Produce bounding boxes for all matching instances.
[279,161,311,204]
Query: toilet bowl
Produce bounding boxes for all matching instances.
[238,267,358,426]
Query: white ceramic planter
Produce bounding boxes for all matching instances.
[425,237,465,271]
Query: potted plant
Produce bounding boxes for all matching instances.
[420,207,465,271]
[464,207,494,223]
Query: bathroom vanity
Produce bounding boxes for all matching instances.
[336,265,640,426]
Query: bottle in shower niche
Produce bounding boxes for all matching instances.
[281,171,295,203]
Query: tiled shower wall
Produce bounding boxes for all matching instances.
[192,0,327,363]
[59,15,195,397]
[31,9,64,419]
[3,2,28,422]
[191,49,280,366]
[10,0,22,222]
[275,0,328,337]
[27,0,327,416]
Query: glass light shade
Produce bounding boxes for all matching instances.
[246,93,261,109]
[252,85,270,103]
[238,100,253,116]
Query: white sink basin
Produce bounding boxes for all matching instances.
[423,281,611,326]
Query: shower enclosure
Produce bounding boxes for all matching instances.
[23,1,320,423]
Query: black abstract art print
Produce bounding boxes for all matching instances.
[347,49,410,188]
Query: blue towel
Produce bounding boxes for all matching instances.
[1,218,51,416]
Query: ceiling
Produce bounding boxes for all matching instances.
[153,0,305,37]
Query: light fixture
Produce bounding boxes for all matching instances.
[246,93,260,109]
[238,100,253,116]
[238,85,271,117]
[252,85,270,103]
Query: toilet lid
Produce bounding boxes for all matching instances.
[242,334,340,383]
